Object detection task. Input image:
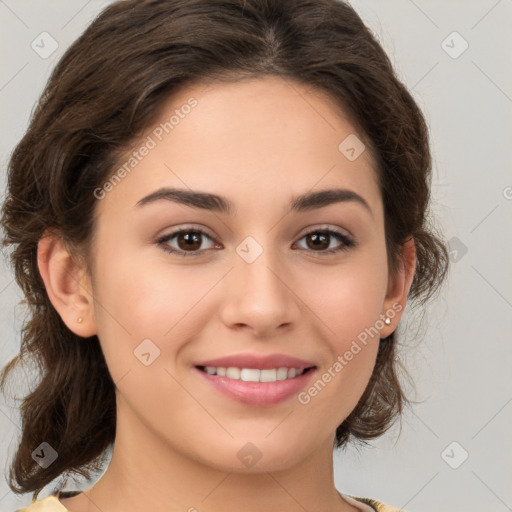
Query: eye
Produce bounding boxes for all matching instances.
[157,227,218,257]
[156,226,355,257]
[294,228,354,255]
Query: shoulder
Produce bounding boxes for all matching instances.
[351,496,405,512]
[15,495,69,512]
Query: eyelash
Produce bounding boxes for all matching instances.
[156,226,355,258]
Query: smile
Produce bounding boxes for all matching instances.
[194,365,317,406]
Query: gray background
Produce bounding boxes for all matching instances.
[1,1,511,511]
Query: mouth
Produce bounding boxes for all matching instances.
[194,364,317,406]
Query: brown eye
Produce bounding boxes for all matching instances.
[295,229,354,254]
[157,229,217,257]
[305,232,330,250]
[176,231,203,251]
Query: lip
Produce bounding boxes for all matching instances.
[194,366,317,407]
[194,352,316,370]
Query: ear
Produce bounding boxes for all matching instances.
[379,237,417,338]
[37,230,97,338]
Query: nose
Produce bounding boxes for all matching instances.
[219,243,301,338]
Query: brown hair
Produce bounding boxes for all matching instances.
[1,0,449,499]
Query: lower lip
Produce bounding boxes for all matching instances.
[194,367,316,406]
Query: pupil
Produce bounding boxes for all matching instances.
[309,233,328,250]
[180,232,201,250]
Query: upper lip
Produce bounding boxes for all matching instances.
[195,353,316,370]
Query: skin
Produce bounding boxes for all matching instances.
[38,76,416,512]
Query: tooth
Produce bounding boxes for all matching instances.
[241,368,260,382]
[203,366,307,380]
[259,369,277,382]
[276,367,288,380]
[226,367,240,379]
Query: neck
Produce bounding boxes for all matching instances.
[73,399,359,512]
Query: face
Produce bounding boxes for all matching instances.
[83,76,398,471]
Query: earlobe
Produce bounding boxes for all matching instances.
[380,237,417,338]
[37,230,97,338]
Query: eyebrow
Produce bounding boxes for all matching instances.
[135,187,373,217]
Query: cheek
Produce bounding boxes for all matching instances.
[90,247,217,370]
[295,254,387,412]
[304,255,388,345]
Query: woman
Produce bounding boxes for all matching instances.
[1,0,449,511]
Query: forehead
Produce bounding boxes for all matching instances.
[95,76,381,219]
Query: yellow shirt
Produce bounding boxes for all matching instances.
[15,490,405,512]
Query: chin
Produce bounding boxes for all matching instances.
[196,436,311,474]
